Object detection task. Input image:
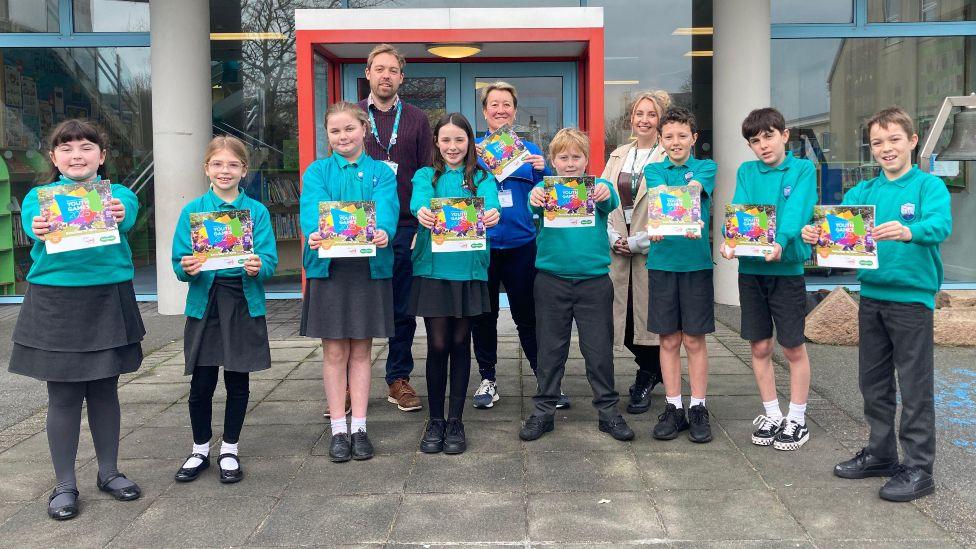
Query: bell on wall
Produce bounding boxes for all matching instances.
[937,106,976,161]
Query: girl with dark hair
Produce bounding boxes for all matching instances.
[9,119,145,520]
[410,112,501,454]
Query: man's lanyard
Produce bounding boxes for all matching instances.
[368,99,402,160]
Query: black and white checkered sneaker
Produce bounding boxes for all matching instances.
[751,415,783,446]
[773,418,810,451]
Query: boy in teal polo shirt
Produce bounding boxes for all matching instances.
[644,107,717,444]
[802,107,951,502]
[720,108,817,452]
[518,128,634,443]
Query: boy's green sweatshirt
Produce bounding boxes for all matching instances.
[409,166,500,281]
[842,166,951,309]
[530,177,620,279]
[22,176,139,286]
[733,152,818,276]
[643,156,717,272]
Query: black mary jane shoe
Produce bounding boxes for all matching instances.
[47,488,80,521]
[175,453,210,482]
[218,453,244,484]
[96,473,141,501]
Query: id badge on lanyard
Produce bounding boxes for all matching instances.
[382,160,398,175]
[498,188,514,208]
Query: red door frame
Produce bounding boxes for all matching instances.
[295,27,606,179]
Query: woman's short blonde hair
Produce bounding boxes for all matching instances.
[549,127,590,159]
[629,90,671,124]
[480,81,519,109]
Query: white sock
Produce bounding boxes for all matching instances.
[350,416,366,434]
[219,441,239,471]
[787,402,807,425]
[666,395,683,409]
[689,396,706,408]
[330,417,348,435]
[183,442,210,468]
[763,399,783,420]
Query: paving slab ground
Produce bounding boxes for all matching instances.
[0,303,972,547]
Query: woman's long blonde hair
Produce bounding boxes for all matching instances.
[629,90,671,142]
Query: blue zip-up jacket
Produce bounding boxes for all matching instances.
[476,136,549,249]
[300,153,398,279]
[172,189,278,319]
[22,175,139,286]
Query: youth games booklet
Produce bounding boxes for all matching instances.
[812,205,878,269]
[646,185,702,236]
[724,204,777,257]
[476,124,530,182]
[430,197,486,253]
[317,201,377,258]
[541,176,596,228]
[189,209,254,271]
[37,180,120,254]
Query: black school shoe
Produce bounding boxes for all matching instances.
[833,448,900,479]
[218,454,244,483]
[687,404,713,443]
[47,488,79,521]
[519,414,555,441]
[329,433,352,463]
[420,418,447,453]
[96,473,141,501]
[652,404,689,440]
[598,414,635,441]
[175,453,210,482]
[443,418,467,454]
[626,372,660,414]
[879,465,935,502]
[351,429,374,460]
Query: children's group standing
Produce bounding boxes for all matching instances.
[7,47,952,522]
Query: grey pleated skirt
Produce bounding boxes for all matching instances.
[408,276,491,318]
[9,281,145,382]
[300,258,394,339]
[183,276,271,375]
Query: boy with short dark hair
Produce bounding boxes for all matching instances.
[801,106,951,502]
[644,107,717,444]
[721,107,817,451]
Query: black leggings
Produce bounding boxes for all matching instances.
[424,316,472,420]
[188,367,249,444]
[47,376,122,492]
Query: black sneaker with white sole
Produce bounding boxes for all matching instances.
[751,415,783,446]
[773,419,810,451]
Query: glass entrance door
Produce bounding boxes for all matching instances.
[342,61,577,154]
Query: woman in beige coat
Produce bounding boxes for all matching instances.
[602,90,671,414]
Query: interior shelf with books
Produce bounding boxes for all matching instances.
[251,171,303,279]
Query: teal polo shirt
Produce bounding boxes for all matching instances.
[643,156,717,272]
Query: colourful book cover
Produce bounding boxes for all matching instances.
[189,209,254,271]
[430,197,486,253]
[475,124,530,182]
[317,201,377,258]
[37,180,120,254]
[541,176,596,228]
[812,205,878,269]
[646,185,702,236]
[724,204,777,257]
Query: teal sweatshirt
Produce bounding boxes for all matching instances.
[841,166,951,309]
[410,166,500,281]
[22,176,139,286]
[171,189,278,319]
[530,178,620,279]
[300,152,399,279]
[643,156,717,272]
[732,152,818,276]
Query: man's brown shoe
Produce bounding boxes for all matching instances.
[388,379,422,411]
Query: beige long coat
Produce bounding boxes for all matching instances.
[601,141,668,349]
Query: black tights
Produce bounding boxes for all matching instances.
[188,367,250,445]
[46,376,122,492]
[424,316,472,420]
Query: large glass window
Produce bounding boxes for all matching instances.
[773,36,976,283]
[0,1,59,33]
[771,0,854,23]
[869,0,975,22]
[72,0,150,33]
[0,47,153,295]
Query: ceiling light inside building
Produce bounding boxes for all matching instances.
[210,32,287,41]
[673,27,713,35]
[427,43,482,59]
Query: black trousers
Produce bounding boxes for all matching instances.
[858,297,935,473]
[472,241,539,380]
[624,277,661,379]
[188,367,249,445]
[532,272,619,419]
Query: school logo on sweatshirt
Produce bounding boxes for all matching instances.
[900,202,916,221]
[684,171,694,182]
[783,185,793,198]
